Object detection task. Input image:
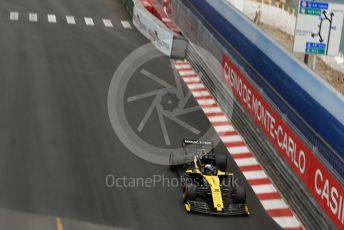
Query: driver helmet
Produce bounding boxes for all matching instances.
[204,164,215,171]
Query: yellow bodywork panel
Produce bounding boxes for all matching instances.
[185,203,191,212]
[203,175,224,211]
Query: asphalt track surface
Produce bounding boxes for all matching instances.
[0,0,281,229]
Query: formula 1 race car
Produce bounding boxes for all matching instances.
[169,139,249,216]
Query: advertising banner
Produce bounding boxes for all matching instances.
[222,54,344,229]
[132,4,174,56]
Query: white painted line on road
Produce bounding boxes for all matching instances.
[208,115,228,122]
[175,60,187,64]
[273,216,300,228]
[191,90,211,98]
[213,125,234,133]
[228,146,251,155]
[66,16,75,25]
[84,17,94,26]
[103,19,113,28]
[182,77,200,83]
[243,170,268,180]
[29,13,37,22]
[180,70,197,76]
[201,106,222,114]
[10,12,19,21]
[187,84,206,90]
[47,14,57,23]
[220,135,243,143]
[197,99,216,106]
[261,199,289,210]
[175,64,191,70]
[121,20,132,29]
[251,184,277,194]
[234,157,259,166]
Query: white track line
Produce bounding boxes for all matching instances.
[187,84,206,90]
[29,13,37,22]
[202,106,222,114]
[182,77,201,83]
[103,19,113,28]
[273,217,301,228]
[208,115,228,122]
[175,64,192,70]
[227,146,250,154]
[121,20,132,29]
[234,157,259,166]
[243,170,268,180]
[10,12,19,21]
[84,17,94,26]
[47,14,57,23]
[251,184,277,194]
[66,16,75,24]
[213,125,234,133]
[191,91,211,97]
[220,135,243,143]
[179,70,197,76]
[197,99,216,106]
[261,199,289,210]
[175,60,187,64]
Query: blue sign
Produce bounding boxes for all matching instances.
[300,1,328,10]
[306,42,326,49]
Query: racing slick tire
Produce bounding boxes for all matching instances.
[235,186,246,204]
[183,184,197,203]
[215,154,227,171]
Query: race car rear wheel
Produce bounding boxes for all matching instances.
[184,184,197,202]
[235,186,246,204]
[215,154,227,171]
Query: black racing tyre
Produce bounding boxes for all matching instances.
[184,184,197,202]
[235,186,246,204]
[215,154,227,171]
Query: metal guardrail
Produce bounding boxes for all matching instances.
[168,0,344,184]
[168,0,339,229]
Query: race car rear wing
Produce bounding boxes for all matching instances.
[182,139,213,147]
[171,139,215,167]
[182,139,214,156]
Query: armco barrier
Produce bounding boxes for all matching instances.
[168,0,343,229]
[223,54,344,229]
[131,0,187,58]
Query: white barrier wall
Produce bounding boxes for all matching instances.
[132,3,174,56]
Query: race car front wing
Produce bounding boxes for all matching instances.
[186,201,249,216]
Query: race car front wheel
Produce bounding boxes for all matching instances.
[235,186,246,204]
[183,184,197,203]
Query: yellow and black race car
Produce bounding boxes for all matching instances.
[169,139,250,216]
